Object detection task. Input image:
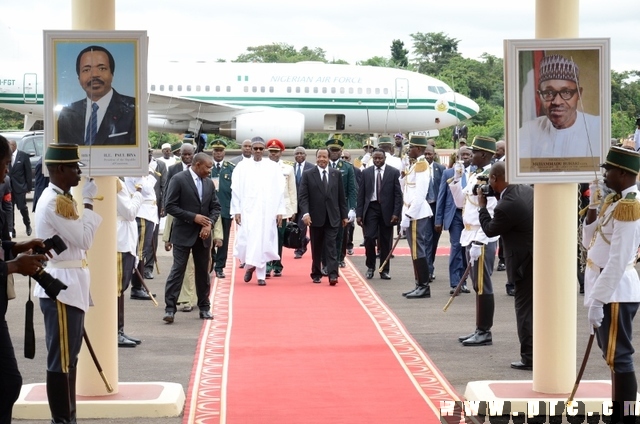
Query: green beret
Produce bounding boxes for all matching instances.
[325,138,344,149]
[601,146,640,175]
[44,143,83,165]
[470,136,496,154]
[378,136,393,146]
[210,139,227,149]
[409,135,428,147]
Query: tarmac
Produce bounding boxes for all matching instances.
[6,158,638,423]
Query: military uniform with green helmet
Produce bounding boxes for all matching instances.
[209,139,235,278]
[583,146,640,423]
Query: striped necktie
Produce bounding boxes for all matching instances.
[85,102,99,145]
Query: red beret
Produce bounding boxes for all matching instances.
[266,138,285,151]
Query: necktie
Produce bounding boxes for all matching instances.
[196,177,203,201]
[376,167,382,201]
[322,169,328,191]
[427,165,436,203]
[296,164,301,185]
[216,163,221,171]
[85,102,99,145]
[331,162,336,169]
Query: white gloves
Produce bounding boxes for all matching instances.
[589,180,603,209]
[453,162,464,182]
[588,300,604,333]
[469,244,482,265]
[82,178,98,205]
[400,216,410,229]
[348,209,356,223]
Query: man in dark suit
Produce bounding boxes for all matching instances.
[435,147,471,295]
[57,45,136,146]
[162,153,220,323]
[356,149,402,279]
[299,148,348,285]
[340,150,361,257]
[8,139,32,237]
[424,145,445,280]
[32,157,49,212]
[477,162,533,370]
[292,146,314,259]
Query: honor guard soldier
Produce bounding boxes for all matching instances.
[583,146,640,424]
[266,138,297,277]
[354,138,375,170]
[209,139,235,279]
[450,136,499,346]
[378,136,404,171]
[323,138,357,270]
[400,135,434,298]
[34,144,102,424]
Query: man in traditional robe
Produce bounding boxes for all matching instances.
[230,136,286,286]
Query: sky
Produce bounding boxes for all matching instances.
[1,0,638,72]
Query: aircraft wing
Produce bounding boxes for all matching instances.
[147,93,245,124]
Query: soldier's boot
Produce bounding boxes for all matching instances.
[68,367,77,424]
[462,294,494,346]
[406,258,431,299]
[46,371,72,424]
[612,371,638,424]
[402,259,421,296]
[117,294,125,335]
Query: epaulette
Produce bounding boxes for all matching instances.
[116,178,123,193]
[354,157,362,168]
[414,160,428,173]
[282,160,294,166]
[55,194,79,220]
[223,160,235,168]
[613,192,640,222]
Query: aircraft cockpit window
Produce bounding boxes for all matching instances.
[159,85,164,92]
[428,86,438,94]
[186,85,191,92]
[437,86,446,94]
[177,85,182,92]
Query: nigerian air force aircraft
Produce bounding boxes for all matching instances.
[0,61,479,147]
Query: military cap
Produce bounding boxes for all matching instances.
[539,54,579,85]
[363,138,375,148]
[45,143,84,166]
[377,136,393,146]
[325,138,344,149]
[266,138,285,151]
[601,146,640,175]
[470,136,496,154]
[408,135,428,147]
[210,139,227,149]
[170,141,183,153]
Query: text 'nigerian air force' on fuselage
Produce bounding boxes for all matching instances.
[0,61,479,146]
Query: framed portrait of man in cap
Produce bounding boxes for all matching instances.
[44,30,148,177]
[504,38,610,183]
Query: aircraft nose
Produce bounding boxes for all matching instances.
[442,92,479,121]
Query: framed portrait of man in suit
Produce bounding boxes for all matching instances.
[44,30,147,177]
[504,38,609,184]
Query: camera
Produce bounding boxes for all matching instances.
[472,175,496,197]
[32,235,69,299]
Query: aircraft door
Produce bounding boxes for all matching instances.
[395,78,409,109]
[23,73,38,104]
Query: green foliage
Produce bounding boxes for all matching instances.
[390,39,409,68]
[357,56,391,67]
[410,32,461,76]
[148,131,180,149]
[234,43,327,63]
[0,109,24,130]
[303,133,369,149]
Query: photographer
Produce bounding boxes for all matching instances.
[33,144,102,424]
[477,162,534,370]
[0,135,48,423]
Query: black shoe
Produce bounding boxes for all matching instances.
[380,272,391,280]
[118,334,137,348]
[215,270,225,278]
[273,270,282,277]
[265,270,272,279]
[458,332,475,343]
[402,285,419,297]
[497,262,506,271]
[294,252,302,259]
[430,274,435,281]
[199,310,214,319]
[258,279,267,286]
[510,361,533,371]
[462,331,492,346]
[143,271,154,279]
[366,268,374,279]
[339,261,346,268]
[120,332,141,345]
[506,288,515,296]
[329,278,338,286]
[405,285,430,298]
[321,267,328,276]
[239,262,246,269]
[130,288,154,300]
[244,266,255,282]
[359,241,365,247]
[449,288,458,296]
[460,285,471,294]
[579,285,584,294]
[347,249,354,256]
[312,277,321,284]
[163,312,175,324]
[26,225,32,236]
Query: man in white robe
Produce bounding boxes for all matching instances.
[231,136,286,286]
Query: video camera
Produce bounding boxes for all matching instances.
[31,235,69,299]
[472,175,496,197]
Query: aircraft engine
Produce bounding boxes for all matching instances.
[219,110,305,148]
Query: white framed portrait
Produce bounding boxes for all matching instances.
[504,38,610,184]
[44,30,148,177]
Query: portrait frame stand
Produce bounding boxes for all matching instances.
[462,0,639,419]
[12,1,184,420]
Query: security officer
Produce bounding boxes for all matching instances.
[209,139,235,278]
[354,138,375,170]
[583,146,640,424]
[266,138,297,277]
[323,138,357,270]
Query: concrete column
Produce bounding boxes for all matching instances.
[532,0,579,394]
[70,0,119,395]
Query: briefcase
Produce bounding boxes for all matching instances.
[283,221,303,249]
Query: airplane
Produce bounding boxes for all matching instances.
[0,61,479,147]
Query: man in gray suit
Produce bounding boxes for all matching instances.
[162,153,220,323]
[230,139,252,164]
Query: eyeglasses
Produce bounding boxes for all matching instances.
[537,89,578,101]
[252,147,264,151]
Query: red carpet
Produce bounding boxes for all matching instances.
[183,228,460,423]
